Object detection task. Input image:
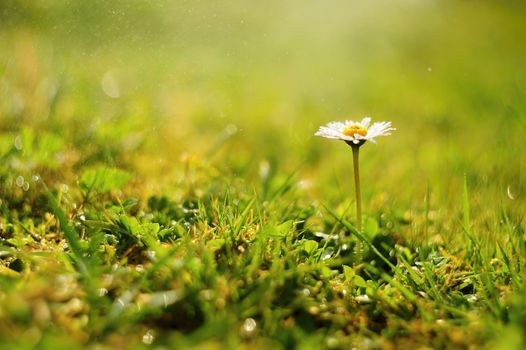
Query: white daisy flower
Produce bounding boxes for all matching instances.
[314,117,395,145]
[314,117,395,235]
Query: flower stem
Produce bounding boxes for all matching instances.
[352,145,362,232]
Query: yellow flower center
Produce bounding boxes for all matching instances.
[343,124,367,137]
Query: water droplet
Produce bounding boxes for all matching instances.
[23,182,30,191]
[321,247,335,260]
[466,294,478,303]
[142,330,155,345]
[14,136,23,150]
[199,289,213,301]
[259,160,270,179]
[31,174,40,182]
[225,123,238,135]
[242,318,257,334]
[298,179,312,190]
[60,184,69,193]
[355,294,370,303]
[146,250,156,260]
[101,71,121,98]
[326,336,339,349]
[15,176,24,187]
[507,185,515,200]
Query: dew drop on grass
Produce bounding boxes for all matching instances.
[355,295,370,303]
[146,250,156,260]
[142,330,155,345]
[259,160,270,179]
[466,295,478,303]
[60,184,69,193]
[15,176,24,187]
[321,247,335,260]
[199,289,213,301]
[241,318,257,335]
[23,182,29,191]
[326,336,339,349]
[298,179,312,190]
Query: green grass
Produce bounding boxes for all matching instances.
[1,1,526,349]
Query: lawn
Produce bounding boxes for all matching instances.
[1,1,526,349]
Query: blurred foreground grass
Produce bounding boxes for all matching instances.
[1,1,526,349]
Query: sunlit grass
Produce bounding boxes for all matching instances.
[1,1,526,349]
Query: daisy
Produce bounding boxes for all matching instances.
[315,117,395,234]
[314,117,395,145]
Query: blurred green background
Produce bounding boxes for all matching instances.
[1,0,525,242]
